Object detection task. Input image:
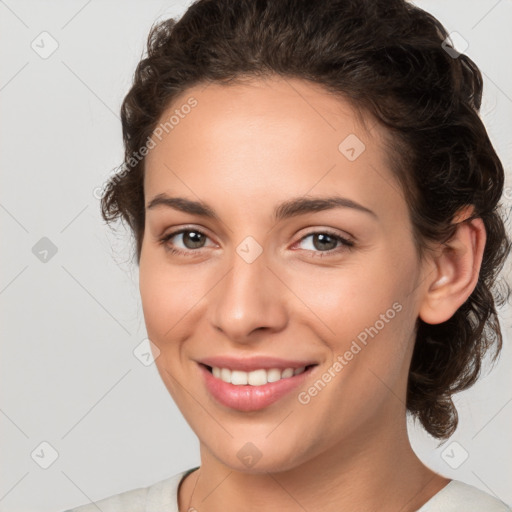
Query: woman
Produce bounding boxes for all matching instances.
[64,0,511,510]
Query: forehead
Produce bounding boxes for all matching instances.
[147,76,371,164]
[143,76,405,222]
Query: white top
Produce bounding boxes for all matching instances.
[62,468,511,511]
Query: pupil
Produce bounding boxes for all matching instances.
[313,233,336,251]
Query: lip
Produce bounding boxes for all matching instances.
[198,355,318,372]
[198,362,318,412]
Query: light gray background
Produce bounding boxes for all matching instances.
[1,1,511,511]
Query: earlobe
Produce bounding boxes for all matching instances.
[418,208,486,325]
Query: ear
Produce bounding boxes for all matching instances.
[418,206,487,325]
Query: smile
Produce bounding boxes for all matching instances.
[198,363,318,411]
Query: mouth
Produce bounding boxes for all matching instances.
[198,362,319,411]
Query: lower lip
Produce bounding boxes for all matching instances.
[198,363,316,412]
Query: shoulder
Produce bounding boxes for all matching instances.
[418,480,511,512]
[60,469,192,512]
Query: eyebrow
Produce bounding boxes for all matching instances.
[146,193,377,221]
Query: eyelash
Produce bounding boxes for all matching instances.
[157,227,355,258]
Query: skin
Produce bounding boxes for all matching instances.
[139,76,486,512]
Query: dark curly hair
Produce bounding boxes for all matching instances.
[101,0,511,440]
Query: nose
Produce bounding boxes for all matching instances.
[208,248,288,343]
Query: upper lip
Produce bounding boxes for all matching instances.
[198,355,318,372]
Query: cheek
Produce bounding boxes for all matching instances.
[138,253,202,401]
[286,260,400,338]
[139,252,183,342]
[285,250,416,382]
[138,251,213,346]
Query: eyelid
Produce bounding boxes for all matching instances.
[160,224,214,239]
[294,226,354,244]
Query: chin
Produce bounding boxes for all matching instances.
[205,437,311,475]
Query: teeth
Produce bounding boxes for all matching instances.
[267,368,282,383]
[231,370,248,385]
[294,366,306,375]
[209,366,308,386]
[281,368,294,378]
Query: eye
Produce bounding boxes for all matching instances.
[158,227,355,258]
[294,230,354,256]
[158,228,215,256]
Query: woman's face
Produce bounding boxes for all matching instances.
[139,76,431,472]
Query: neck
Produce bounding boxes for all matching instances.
[179,412,450,512]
